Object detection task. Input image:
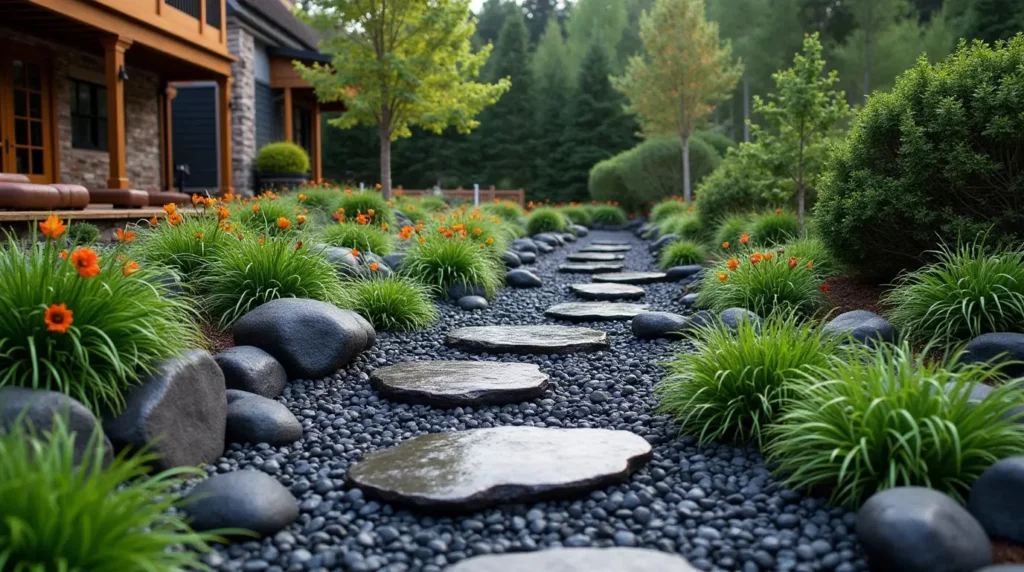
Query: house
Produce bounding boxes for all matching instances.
[0,0,236,208]
[171,0,332,194]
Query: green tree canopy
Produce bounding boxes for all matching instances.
[531,17,573,197]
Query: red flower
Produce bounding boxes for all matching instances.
[820,282,830,293]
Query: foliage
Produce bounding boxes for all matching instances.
[657,312,842,447]
[298,186,343,214]
[66,222,100,246]
[884,241,1024,347]
[565,0,629,71]
[0,418,216,571]
[233,197,300,236]
[525,207,568,235]
[531,17,573,197]
[697,248,828,316]
[297,0,510,198]
[713,214,752,249]
[416,196,449,212]
[0,230,200,414]
[695,144,772,229]
[255,142,310,174]
[321,223,395,255]
[659,240,707,269]
[588,156,631,211]
[402,236,503,298]
[560,206,593,227]
[201,238,346,328]
[960,0,1024,44]
[750,210,799,246]
[335,191,394,227]
[779,237,843,278]
[767,342,1024,507]
[481,201,524,222]
[816,37,1024,277]
[134,216,230,283]
[695,130,736,156]
[650,199,689,223]
[591,205,628,226]
[341,274,438,332]
[618,136,721,205]
[660,213,703,241]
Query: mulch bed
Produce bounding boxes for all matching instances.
[994,541,1024,564]
[825,273,890,316]
[201,322,234,354]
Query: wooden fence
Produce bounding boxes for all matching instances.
[394,186,526,207]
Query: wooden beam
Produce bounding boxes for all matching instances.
[313,101,322,182]
[218,75,233,194]
[162,85,177,190]
[269,57,314,89]
[104,36,131,189]
[283,87,294,143]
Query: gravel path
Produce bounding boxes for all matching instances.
[201,230,866,572]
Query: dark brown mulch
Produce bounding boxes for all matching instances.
[994,540,1024,564]
[201,322,234,354]
[824,274,890,316]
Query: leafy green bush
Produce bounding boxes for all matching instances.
[660,213,703,241]
[341,275,438,331]
[714,214,752,249]
[779,237,843,278]
[482,201,524,223]
[526,207,568,235]
[66,222,100,246]
[560,206,593,227]
[694,130,735,157]
[322,223,395,255]
[0,418,216,571]
[658,240,706,269]
[0,227,200,414]
[591,205,628,226]
[884,241,1024,347]
[695,146,771,230]
[697,249,828,316]
[650,199,689,223]
[336,191,394,227]
[617,136,720,205]
[588,157,633,211]
[134,217,230,283]
[402,236,503,298]
[768,342,1024,507]
[815,37,1024,278]
[751,210,799,246]
[657,313,841,447]
[255,142,310,174]
[201,237,345,327]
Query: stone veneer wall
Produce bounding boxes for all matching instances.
[228,16,257,194]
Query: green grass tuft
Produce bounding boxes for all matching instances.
[321,222,395,255]
[751,210,799,246]
[482,201,524,223]
[779,237,843,278]
[402,236,503,298]
[133,217,230,284]
[591,205,627,226]
[560,206,593,227]
[341,275,439,332]
[697,249,828,317]
[650,199,689,223]
[525,207,568,235]
[336,191,394,227]
[658,240,707,269]
[714,214,752,249]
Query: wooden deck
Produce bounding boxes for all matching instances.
[0,205,170,223]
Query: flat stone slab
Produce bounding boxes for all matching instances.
[570,283,645,301]
[346,427,652,511]
[592,240,630,246]
[545,302,649,322]
[566,252,626,262]
[447,325,609,354]
[580,245,632,253]
[558,263,626,274]
[370,361,549,407]
[446,548,699,572]
[593,271,668,285]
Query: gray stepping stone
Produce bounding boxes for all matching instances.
[446,548,699,572]
[370,361,548,407]
[592,240,630,246]
[566,252,626,262]
[545,302,649,322]
[593,271,667,284]
[447,325,609,354]
[558,262,626,274]
[580,244,632,253]
[346,426,652,510]
[571,283,645,301]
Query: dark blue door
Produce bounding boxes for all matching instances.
[171,84,218,191]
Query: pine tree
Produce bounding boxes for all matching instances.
[523,0,559,45]
[961,0,1024,44]
[475,0,514,49]
[565,0,630,73]
[531,17,572,197]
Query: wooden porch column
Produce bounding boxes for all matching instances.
[312,101,322,182]
[217,75,233,194]
[162,85,177,191]
[103,37,132,189]
[283,87,293,142]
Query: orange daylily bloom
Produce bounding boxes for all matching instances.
[749,252,763,264]
[163,203,178,214]
[740,233,750,244]
[297,215,307,225]
[168,213,183,226]
[38,214,66,239]
[775,208,783,215]
[356,214,369,225]
[44,303,73,334]
[726,258,739,271]
[122,260,140,276]
[367,209,375,217]
[296,240,304,250]
[70,248,101,278]
[381,223,389,231]
[192,194,203,205]
[277,217,291,230]
[722,241,730,249]
[718,272,728,282]
[59,249,68,259]
[369,262,380,272]
[149,216,159,226]
[195,232,204,240]
[298,193,307,202]
[485,237,494,245]
[350,249,360,257]
[472,227,482,236]
[820,282,830,293]
[763,252,774,261]
[788,257,799,269]
[806,261,814,270]
[116,228,135,243]
[252,204,261,213]
[217,206,230,220]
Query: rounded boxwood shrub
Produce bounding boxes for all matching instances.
[658,240,706,269]
[560,206,592,227]
[322,222,395,255]
[697,249,828,316]
[617,136,720,205]
[591,205,628,226]
[816,37,1024,278]
[402,236,503,298]
[526,207,567,235]
[255,142,310,174]
[650,199,689,223]
[341,274,438,332]
[588,156,632,211]
[751,210,799,246]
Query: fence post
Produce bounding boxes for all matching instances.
[359,182,365,193]
[473,184,480,207]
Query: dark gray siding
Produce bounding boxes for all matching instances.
[171,85,219,190]
[255,81,275,151]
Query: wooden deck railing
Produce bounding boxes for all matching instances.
[394,186,526,208]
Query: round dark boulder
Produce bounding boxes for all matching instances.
[225,389,302,446]
[511,238,539,254]
[969,457,1024,543]
[720,308,762,333]
[351,311,377,350]
[632,312,689,340]
[502,250,522,268]
[533,233,561,247]
[382,252,405,272]
[214,346,288,399]
[856,487,992,572]
[561,232,576,243]
[665,265,704,282]
[649,234,679,253]
[506,268,543,288]
[517,250,537,264]
[448,283,488,300]
[183,471,299,537]
[0,387,112,467]
[680,293,699,307]
[823,310,897,345]
[318,245,362,277]
[571,224,589,237]
[958,333,1024,379]
[458,295,489,310]
[537,242,555,254]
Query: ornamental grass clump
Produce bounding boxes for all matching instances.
[416,196,448,212]
[297,186,343,214]
[660,213,703,241]
[560,206,593,227]
[650,199,689,223]
[779,237,842,278]
[201,237,346,328]
[66,222,100,246]
[482,201,524,223]
[0,216,200,414]
[336,190,394,227]
[440,209,514,254]
[134,215,231,284]
[884,241,1024,347]
[402,236,503,299]
[0,418,219,571]
[714,214,752,250]
[767,342,1024,508]
[322,222,395,255]
[751,210,799,246]
[657,313,842,447]
[697,248,828,317]
[341,275,438,332]
[234,196,300,236]
[525,207,568,235]
[658,240,707,269]
[591,205,628,226]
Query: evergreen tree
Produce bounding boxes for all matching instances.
[565,0,630,72]
[523,0,559,45]
[558,40,638,202]
[531,17,573,196]
[475,0,514,50]
[961,0,1024,44]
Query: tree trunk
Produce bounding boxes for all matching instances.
[379,123,392,200]
[797,180,805,230]
[681,134,692,203]
[743,76,751,143]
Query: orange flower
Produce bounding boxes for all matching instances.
[168,213,183,226]
[350,248,360,257]
[763,252,774,261]
[38,214,66,239]
[369,262,380,272]
[59,249,68,259]
[726,258,739,271]
[806,261,814,270]
[388,201,395,208]
[740,233,750,245]
[749,252,763,265]
[485,237,494,245]
[296,240,304,250]
[407,205,415,212]
[775,208,783,215]
[252,204,261,213]
[277,217,291,230]
[149,216,159,226]
[163,203,178,214]
[237,233,244,240]
[375,183,381,190]
[381,222,389,231]
[195,232,204,240]
[116,228,135,243]
[297,193,307,202]
[788,257,799,269]
[819,282,830,293]
[258,237,265,245]
[44,303,73,334]
[70,248,101,278]
[718,272,728,282]
[415,222,424,232]
[367,209,375,217]
[216,206,230,220]
[418,235,426,244]
[122,260,140,277]
[722,241,730,249]
[472,227,482,236]
[356,213,369,225]
[191,194,203,205]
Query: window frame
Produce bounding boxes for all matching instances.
[70,78,108,152]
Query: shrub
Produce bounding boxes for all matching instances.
[617,136,720,205]
[751,210,799,246]
[322,222,395,255]
[298,187,343,214]
[695,146,771,230]
[234,197,300,236]
[134,216,230,283]
[201,237,346,328]
[779,237,843,278]
[657,313,841,447]
[661,213,702,241]
[588,157,633,212]
[697,249,828,316]
[591,205,628,226]
[815,37,1024,278]
[402,236,503,298]
[0,225,200,414]
[0,418,216,571]
[659,240,707,269]
[416,196,448,212]
[341,275,438,331]
[560,206,593,227]
[650,199,689,223]
[714,215,752,249]
[336,191,394,227]
[884,241,1024,347]
[767,342,1024,507]
[482,201,524,223]
[694,130,735,157]
[66,222,100,246]
[255,141,310,174]
[526,207,567,235]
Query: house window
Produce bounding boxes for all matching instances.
[70,79,107,151]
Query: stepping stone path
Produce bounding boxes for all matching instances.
[593,271,668,285]
[592,240,630,246]
[446,548,699,572]
[545,302,649,322]
[559,262,626,274]
[346,426,652,511]
[571,283,645,301]
[566,252,626,262]
[580,244,632,253]
[370,361,549,407]
[447,325,609,354]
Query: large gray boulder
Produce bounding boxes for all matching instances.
[214,346,288,399]
[225,390,302,446]
[0,387,112,467]
[506,269,543,288]
[969,456,1024,543]
[823,310,896,345]
[511,238,539,254]
[958,333,1024,379]
[183,471,299,537]
[632,312,689,340]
